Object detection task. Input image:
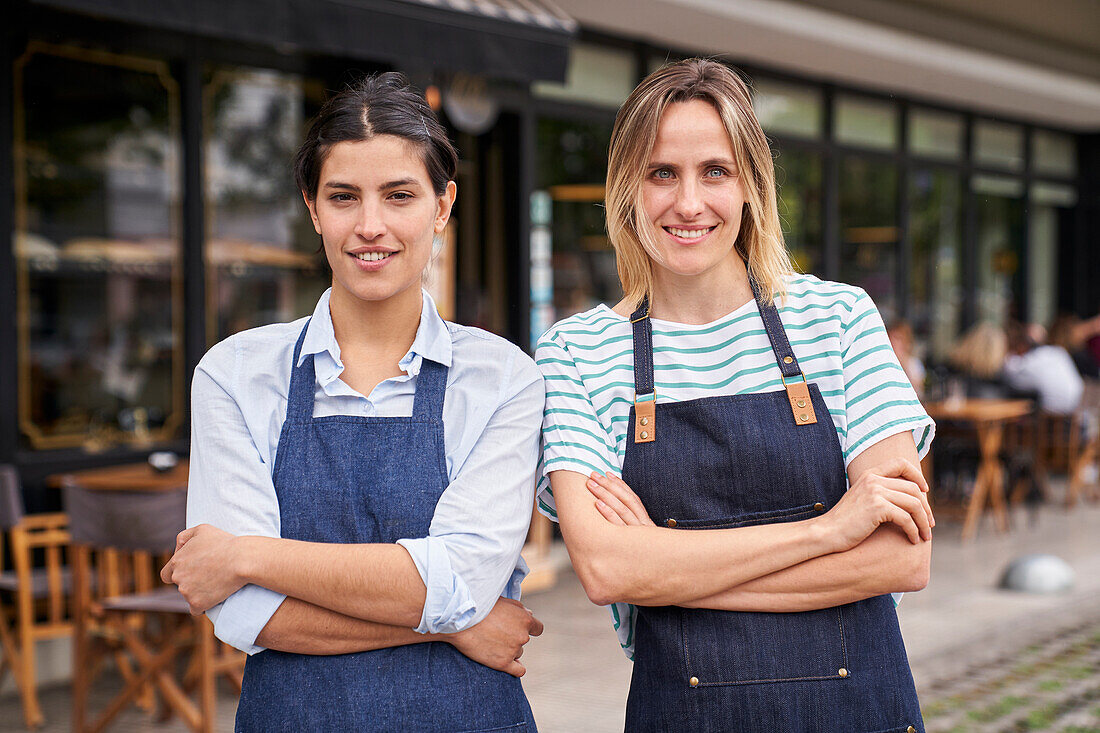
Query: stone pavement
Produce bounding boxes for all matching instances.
[3,499,1100,732]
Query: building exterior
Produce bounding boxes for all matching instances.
[3,0,1099,501]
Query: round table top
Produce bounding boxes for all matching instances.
[47,461,189,492]
[923,398,1032,423]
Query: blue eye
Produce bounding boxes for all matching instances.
[653,168,673,180]
[705,168,727,178]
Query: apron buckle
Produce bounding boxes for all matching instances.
[781,374,818,426]
[634,393,656,443]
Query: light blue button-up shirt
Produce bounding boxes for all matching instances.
[187,289,544,654]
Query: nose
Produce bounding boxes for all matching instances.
[354,200,386,240]
[673,178,704,219]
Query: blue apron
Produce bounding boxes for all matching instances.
[621,288,924,733]
[235,322,536,732]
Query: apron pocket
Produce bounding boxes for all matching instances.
[681,604,850,686]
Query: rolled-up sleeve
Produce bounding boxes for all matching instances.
[188,345,287,654]
[397,349,544,634]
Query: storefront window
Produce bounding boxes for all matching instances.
[973,121,1024,172]
[204,67,328,343]
[909,169,962,363]
[835,95,898,151]
[1028,183,1077,327]
[532,43,636,108]
[908,108,963,161]
[772,147,823,274]
[753,79,823,139]
[15,44,183,450]
[973,175,1025,325]
[839,156,899,320]
[536,117,617,323]
[1032,131,1077,179]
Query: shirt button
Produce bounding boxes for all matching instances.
[814,502,825,512]
[666,518,677,528]
[688,676,699,687]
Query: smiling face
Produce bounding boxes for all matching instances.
[304,136,455,307]
[641,99,748,288]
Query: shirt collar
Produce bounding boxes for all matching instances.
[297,288,453,375]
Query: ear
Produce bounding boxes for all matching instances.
[434,180,457,234]
[302,191,322,236]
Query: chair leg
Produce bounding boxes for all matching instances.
[198,619,216,733]
[18,605,44,728]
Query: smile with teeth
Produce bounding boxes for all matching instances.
[352,251,395,262]
[665,226,715,240]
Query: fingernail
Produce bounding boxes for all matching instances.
[587,479,598,488]
[595,500,606,508]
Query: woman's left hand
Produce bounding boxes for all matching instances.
[586,472,655,526]
[160,524,245,614]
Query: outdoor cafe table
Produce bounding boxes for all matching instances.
[46,460,188,493]
[924,399,1032,541]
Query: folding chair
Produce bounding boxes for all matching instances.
[64,481,243,733]
[0,464,71,729]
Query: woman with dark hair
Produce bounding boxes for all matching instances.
[537,59,933,732]
[161,73,542,732]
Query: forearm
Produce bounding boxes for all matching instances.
[682,525,930,612]
[236,537,426,627]
[256,596,440,655]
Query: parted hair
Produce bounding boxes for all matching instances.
[294,72,457,200]
[606,58,793,309]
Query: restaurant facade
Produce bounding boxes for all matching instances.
[3,0,1099,503]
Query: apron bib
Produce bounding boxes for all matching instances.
[621,288,924,733]
[235,322,535,733]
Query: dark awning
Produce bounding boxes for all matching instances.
[28,0,577,83]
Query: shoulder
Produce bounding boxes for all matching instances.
[446,321,540,390]
[781,274,867,314]
[536,305,627,352]
[194,317,309,392]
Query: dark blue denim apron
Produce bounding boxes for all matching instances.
[235,322,536,733]
[621,288,924,733]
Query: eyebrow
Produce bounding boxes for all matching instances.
[322,178,424,192]
[647,158,738,169]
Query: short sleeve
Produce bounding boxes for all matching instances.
[534,330,621,521]
[839,290,935,465]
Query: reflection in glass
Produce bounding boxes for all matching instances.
[839,157,899,320]
[16,46,182,450]
[908,109,963,161]
[753,79,823,139]
[1032,131,1077,179]
[835,95,898,150]
[909,170,962,363]
[204,68,328,343]
[973,121,1024,172]
[973,175,1025,326]
[536,117,618,322]
[1028,184,1076,327]
[772,147,822,274]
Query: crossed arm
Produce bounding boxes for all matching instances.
[551,431,932,611]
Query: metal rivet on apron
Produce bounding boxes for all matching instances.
[666,518,677,528]
[688,676,699,687]
[641,417,649,426]
[799,414,809,422]
[838,668,849,678]
[814,502,825,512]
[783,356,793,364]
[797,399,806,408]
[640,431,649,440]
[906,727,916,733]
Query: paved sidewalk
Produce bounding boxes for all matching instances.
[3,499,1100,732]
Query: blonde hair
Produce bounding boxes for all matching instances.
[949,323,1007,380]
[605,58,793,310]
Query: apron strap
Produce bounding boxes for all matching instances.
[412,358,449,421]
[630,299,656,444]
[751,281,818,426]
[285,320,316,422]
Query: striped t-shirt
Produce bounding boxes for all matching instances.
[534,273,934,658]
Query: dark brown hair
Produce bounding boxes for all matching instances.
[294,72,457,200]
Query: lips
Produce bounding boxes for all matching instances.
[351,251,394,262]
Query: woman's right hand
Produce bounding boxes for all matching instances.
[446,597,544,677]
[819,457,934,552]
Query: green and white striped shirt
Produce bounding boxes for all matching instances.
[534,274,934,658]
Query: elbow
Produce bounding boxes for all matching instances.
[571,553,623,607]
[899,540,931,592]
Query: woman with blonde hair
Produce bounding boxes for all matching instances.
[536,58,934,732]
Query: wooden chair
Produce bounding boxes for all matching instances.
[1037,406,1100,507]
[64,481,244,733]
[0,464,71,729]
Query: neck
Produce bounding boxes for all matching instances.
[328,282,423,363]
[647,255,754,324]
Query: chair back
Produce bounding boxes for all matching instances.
[0,464,25,531]
[63,482,185,553]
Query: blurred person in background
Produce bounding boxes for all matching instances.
[1004,321,1083,415]
[946,323,1009,398]
[1048,313,1100,380]
[888,319,926,399]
